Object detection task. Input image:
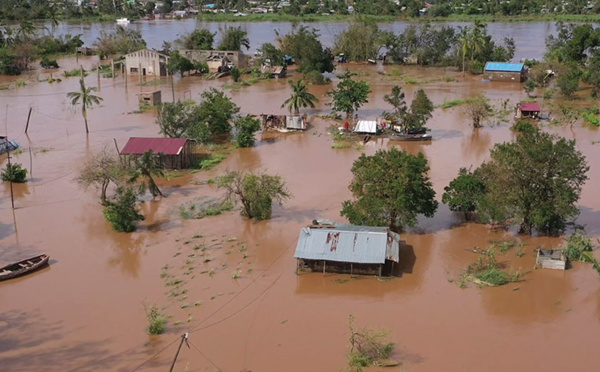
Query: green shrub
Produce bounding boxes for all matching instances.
[511,120,537,133]
[230,67,241,82]
[102,187,145,232]
[303,69,328,85]
[196,153,226,170]
[582,111,600,126]
[470,61,484,74]
[63,68,85,77]
[145,305,166,335]
[40,57,59,69]
[563,230,595,262]
[474,267,508,286]
[1,163,28,183]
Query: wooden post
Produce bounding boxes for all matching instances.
[97,63,101,91]
[113,138,120,155]
[138,62,142,85]
[323,260,326,276]
[171,74,175,102]
[169,333,189,372]
[378,264,382,277]
[350,263,353,278]
[111,60,115,80]
[28,147,33,178]
[24,107,32,133]
[125,65,128,89]
[296,259,299,275]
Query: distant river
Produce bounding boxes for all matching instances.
[49,20,556,61]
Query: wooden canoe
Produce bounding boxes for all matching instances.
[388,133,433,142]
[0,254,49,282]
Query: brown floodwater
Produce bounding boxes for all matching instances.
[1,59,600,372]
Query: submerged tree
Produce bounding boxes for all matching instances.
[234,115,261,148]
[475,129,589,234]
[103,186,145,232]
[442,168,486,220]
[282,79,319,115]
[129,150,165,198]
[383,86,433,133]
[463,95,492,128]
[327,72,371,119]
[341,147,438,230]
[217,171,291,220]
[76,147,126,205]
[218,26,250,51]
[67,78,103,133]
[175,29,215,50]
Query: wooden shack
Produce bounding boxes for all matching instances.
[137,91,162,107]
[76,47,94,56]
[260,114,307,131]
[536,249,567,270]
[120,137,196,169]
[515,101,540,119]
[484,62,528,82]
[294,222,401,276]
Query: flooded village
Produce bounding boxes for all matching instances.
[2,15,600,372]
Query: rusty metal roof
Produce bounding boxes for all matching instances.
[121,137,187,155]
[294,225,400,264]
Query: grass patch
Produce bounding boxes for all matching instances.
[388,67,402,77]
[462,248,522,287]
[582,109,600,127]
[196,152,227,170]
[179,199,233,219]
[403,76,419,84]
[444,76,456,82]
[440,99,466,109]
[63,68,86,77]
[562,230,599,276]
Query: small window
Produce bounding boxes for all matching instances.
[130,67,139,73]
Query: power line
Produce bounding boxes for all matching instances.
[187,338,220,370]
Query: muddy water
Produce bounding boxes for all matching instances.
[1,60,600,372]
[50,20,559,60]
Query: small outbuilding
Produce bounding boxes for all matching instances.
[260,114,307,131]
[120,137,196,169]
[515,101,540,119]
[260,64,287,78]
[125,49,170,76]
[137,91,162,107]
[484,62,528,82]
[536,249,567,270]
[294,222,401,276]
[76,46,94,56]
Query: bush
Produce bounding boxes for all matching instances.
[230,67,241,82]
[470,61,484,74]
[102,186,145,232]
[303,69,328,85]
[582,111,600,126]
[234,115,261,147]
[348,315,393,370]
[474,267,508,286]
[1,163,28,183]
[145,305,166,335]
[563,230,595,262]
[40,56,59,69]
[511,120,537,133]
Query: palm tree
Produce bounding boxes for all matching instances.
[129,150,165,198]
[458,26,470,76]
[17,20,35,41]
[281,79,319,115]
[47,4,61,37]
[469,21,486,64]
[67,78,103,134]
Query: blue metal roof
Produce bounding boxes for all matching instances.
[484,62,524,72]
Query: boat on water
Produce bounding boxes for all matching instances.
[388,133,433,142]
[0,136,19,155]
[0,254,49,282]
[116,18,130,24]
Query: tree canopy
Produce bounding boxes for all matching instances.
[341,147,438,230]
[218,26,250,51]
[328,72,371,119]
[277,25,334,75]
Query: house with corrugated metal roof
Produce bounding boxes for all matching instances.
[294,221,401,276]
[484,62,528,82]
[120,137,196,169]
[515,101,541,119]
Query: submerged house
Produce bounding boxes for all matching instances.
[120,137,196,169]
[125,49,170,76]
[260,114,307,131]
[484,62,528,82]
[294,222,401,276]
[0,136,19,155]
[181,50,248,70]
[536,249,567,270]
[515,101,541,119]
[260,64,287,78]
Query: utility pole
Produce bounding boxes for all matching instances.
[169,333,189,372]
[5,105,14,210]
